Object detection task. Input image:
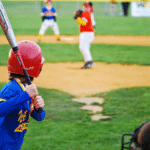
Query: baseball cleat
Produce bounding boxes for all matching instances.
[56,35,61,41]
[81,61,95,69]
[57,38,61,41]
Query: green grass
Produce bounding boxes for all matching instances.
[1,43,150,65]
[0,1,150,35]
[0,82,149,150]
[95,87,150,123]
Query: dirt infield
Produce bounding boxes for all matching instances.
[0,35,150,98]
[0,35,150,46]
[0,63,150,97]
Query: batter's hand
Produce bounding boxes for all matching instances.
[26,84,38,98]
[32,96,45,109]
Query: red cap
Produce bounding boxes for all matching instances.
[83,1,91,8]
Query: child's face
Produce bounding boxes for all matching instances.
[82,6,90,12]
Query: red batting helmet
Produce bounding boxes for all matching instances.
[8,40,45,78]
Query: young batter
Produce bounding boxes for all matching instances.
[38,0,60,42]
[75,1,95,69]
[0,40,46,149]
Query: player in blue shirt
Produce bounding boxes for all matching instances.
[0,40,46,150]
[38,0,60,42]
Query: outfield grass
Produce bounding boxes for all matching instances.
[0,82,149,150]
[0,1,150,35]
[0,43,150,65]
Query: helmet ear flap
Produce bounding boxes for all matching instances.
[39,56,45,73]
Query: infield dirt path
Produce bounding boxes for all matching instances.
[0,35,150,97]
[1,35,150,46]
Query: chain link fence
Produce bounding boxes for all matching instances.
[2,1,128,17]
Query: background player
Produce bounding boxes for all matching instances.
[74,1,95,69]
[0,40,46,149]
[37,0,60,42]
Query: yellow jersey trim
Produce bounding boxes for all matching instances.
[15,78,25,91]
[0,98,6,102]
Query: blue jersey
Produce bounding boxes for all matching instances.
[0,79,46,150]
[42,6,56,20]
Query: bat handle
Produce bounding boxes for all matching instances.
[23,67,44,113]
[23,69,44,112]
[22,69,32,85]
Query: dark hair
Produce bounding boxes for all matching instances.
[88,2,93,7]
[9,73,34,83]
[138,122,150,150]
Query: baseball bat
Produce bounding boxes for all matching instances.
[0,1,43,113]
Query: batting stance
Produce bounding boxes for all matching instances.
[0,41,46,149]
[74,1,95,69]
[37,0,60,42]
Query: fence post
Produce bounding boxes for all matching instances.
[118,2,123,16]
[35,0,38,13]
[105,1,109,15]
[76,0,80,10]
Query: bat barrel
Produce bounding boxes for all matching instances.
[0,1,18,48]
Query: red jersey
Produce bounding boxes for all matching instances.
[80,11,94,33]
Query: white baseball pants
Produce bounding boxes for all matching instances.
[79,32,94,62]
[39,20,60,35]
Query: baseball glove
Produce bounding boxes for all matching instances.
[73,9,83,19]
